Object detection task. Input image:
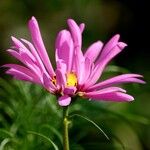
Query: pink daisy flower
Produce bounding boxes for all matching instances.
[4,17,145,106]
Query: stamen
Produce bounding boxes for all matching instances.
[51,76,56,85]
[66,72,77,87]
[78,92,84,96]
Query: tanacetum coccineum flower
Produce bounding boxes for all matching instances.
[4,17,145,106]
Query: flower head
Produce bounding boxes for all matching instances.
[4,17,145,106]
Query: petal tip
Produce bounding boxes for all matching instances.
[31,16,36,20]
[111,34,120,41]
[141,80,146,84]
[127,95,134,101]
[29,16,37,27]
[67,19,77,26]
[67,18,74,22]
[29,16,37,23]
[11,36,16,41]
[115,34,120,38]
[118,42,127,49]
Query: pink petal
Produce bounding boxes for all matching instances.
[85,92,134,102]
[28,16,55,77]
[88,74,144,91]
[7,49,22,62]
[7,49,35,71]
[55,30,74,72]
[56,59,67,74]
[6,69,33,82]
[84,41,103,62]
[55,69,66,90]
[43,73,57,93]
[4,64,40,83]
[84,42,127,88]
[79,58,93,85]
[10,37,44,79]
[7,48,43,81]
[11,36,36,62]
[79,23,85,33]
[67,19,82,47]
[95,42,127,67]
[99,34,120,60]
[20,51,42,79]
[21,38,49,77]
[86,87,126,95]
[11,36,27,49]
[58,95,71,106]
[75,51,85,84]
[67,19,85,82]
[64,86,77,95]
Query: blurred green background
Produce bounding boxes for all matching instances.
[0,0,149,149]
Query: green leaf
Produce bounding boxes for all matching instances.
[70,114,109,140]
[27,131,59,150]
[123,113,150,125]
[40,124,63,144]
[100,107,150,125]
[105,65,129,73]
[0,129,13,138]
[0,138,10,150]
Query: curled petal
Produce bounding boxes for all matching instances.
[28,16,55,77]
[58,95,71,106]
[21,38,49,77]
[11,36,36,62]
[67,19,82,47]
[64,86,77,95]
[84,42,127,88]
[95,42,127,67]
[99,34,120,59]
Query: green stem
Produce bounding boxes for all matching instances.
[63,106,70,150]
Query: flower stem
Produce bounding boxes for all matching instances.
[63,106,70,150]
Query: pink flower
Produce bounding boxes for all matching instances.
[4,17,145,106]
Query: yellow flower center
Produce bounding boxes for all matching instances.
[66,72,77,87]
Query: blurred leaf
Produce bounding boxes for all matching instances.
[105,65,129,73]
[70,114,109,140]
[99,107,150,125]
[0,138,10,150]
[40,124,63,145]
[0,129,13,139]
[27,131,59,150]
[70,143,84,150]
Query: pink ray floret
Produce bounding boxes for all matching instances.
[4,17,145,106]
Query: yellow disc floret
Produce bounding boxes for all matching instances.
[66,72,77,87]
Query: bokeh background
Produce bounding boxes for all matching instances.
[0,0,150,149]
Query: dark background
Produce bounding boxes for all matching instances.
[0,0,150,77]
